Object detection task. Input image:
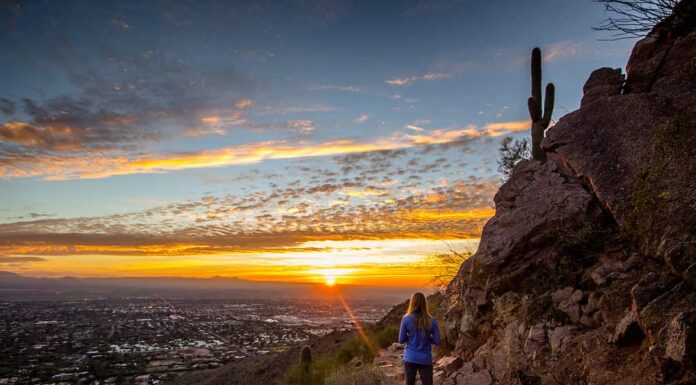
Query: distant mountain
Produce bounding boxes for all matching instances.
[0,271,25,280]
[0,271,416,301]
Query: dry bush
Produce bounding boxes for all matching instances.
[325,366,386,385]
[428,242,477,292]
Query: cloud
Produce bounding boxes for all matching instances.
[482,120,530,137]
[289,120,317,133]
[185,126,228,137]
[0,98,16,115]
[385,78,415,86]
[309,85,403,101]
[354,114,369,123]
[402,126,480,145]
[405,125,425,132]
[0,98,151,152]
[0,176,496,257]
[0,255,47,264]
[259,105,338,115]
[1,126,483,180]
[309,85,364,93]
[422,73,452,80]
[543,41,585,63]
[234,98,256,109]
[385,72,453,86]
[0,117,531,180]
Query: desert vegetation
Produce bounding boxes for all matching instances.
[284,295,444,385]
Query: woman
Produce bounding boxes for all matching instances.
[398,292,441,385]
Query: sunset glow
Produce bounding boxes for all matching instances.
[0,0,633,290]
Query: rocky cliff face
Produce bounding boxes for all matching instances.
[441,2,696,384]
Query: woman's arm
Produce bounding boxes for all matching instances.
[431,318,441,346]
[398,317,408,344]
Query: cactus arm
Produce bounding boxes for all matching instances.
[531,47,542,105]
[542,83,555,128]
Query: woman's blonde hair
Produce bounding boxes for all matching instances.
[405,292,432,331]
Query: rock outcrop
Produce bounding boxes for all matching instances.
[441,2,696,384]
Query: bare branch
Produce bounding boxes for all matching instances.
[428,243,477,292]
[593,0,680,40]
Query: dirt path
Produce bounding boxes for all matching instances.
[374,344,446,385]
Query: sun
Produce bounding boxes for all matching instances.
[307,268,355,287]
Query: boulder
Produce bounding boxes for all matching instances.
[552,287,583,324]
[581,67,624,107]
[387,342,403,352]
[444,160,603,347]
[630,273,696,379]
[436,356,463,374]
[609,311,644,346]
[523,323,546,356]
[663,311,696,366]
[548,326,574,353]
[543,93,673,231]
[624,0,696,103]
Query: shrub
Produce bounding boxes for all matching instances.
[372,325,398,349]
[325,366,386,385]
[497,136,530,182]
[285,355,340,385]
[335,335,375,364]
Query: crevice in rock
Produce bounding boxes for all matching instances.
[647,39,676,93]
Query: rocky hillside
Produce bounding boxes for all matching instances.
[439,2,696,385]
[168,329,356,385]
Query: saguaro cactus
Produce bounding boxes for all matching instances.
[300,345,312,371]
[528,47,555,161]
[298,345,312,385]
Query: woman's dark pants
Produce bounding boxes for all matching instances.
[404,361,433,385]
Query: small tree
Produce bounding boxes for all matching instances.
[594,0,680,39]
[497,137,531,182]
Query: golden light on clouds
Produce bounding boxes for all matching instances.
[61,131,480,180]
[2,238,481,287]
[0,118,523,180]
[403,208,496,221]
[483,120,531,137]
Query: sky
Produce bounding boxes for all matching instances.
[0,0,634,288]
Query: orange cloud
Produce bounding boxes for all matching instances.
[403,208,495,221]
[483,120,530,137]
[234,98,256,109]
